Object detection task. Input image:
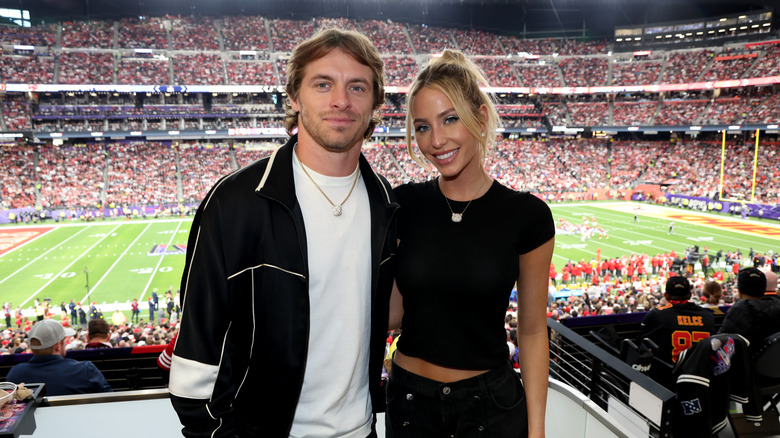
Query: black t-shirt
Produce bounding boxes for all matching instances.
[394,179,555,370]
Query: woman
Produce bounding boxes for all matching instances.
[387,50,555,438]
[700,280,725,314]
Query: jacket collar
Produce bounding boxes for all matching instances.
[255,135,395,211]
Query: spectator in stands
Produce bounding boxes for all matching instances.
[700,281,724,314]
[637,276,715,364]
[5,320,112,396]
[387,49,554,438]
[85,318,112,349]
[765,270,778,296]
[719,268,780,354]
[169,28,395,437]
[157,332,177,371]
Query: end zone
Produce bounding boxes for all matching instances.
[0,227,56,256]
[601,203,780,238]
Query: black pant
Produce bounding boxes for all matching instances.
[386,361,528,438]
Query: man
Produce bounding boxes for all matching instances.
[169,28,397,437]
[77,303,87,329]
[147,297,156,323]
[3,303,10,329]
[5,319,113,396]
[637,276,715,364]
[130,297,139,324]
[85,318,112,349]
[34,299,45,322]
[88,302,100,320]
[718,268,780,354]
[68,299,77,324]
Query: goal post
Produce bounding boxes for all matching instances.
[718,129,760,203]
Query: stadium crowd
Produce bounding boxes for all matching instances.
[2,135,779,211]
[1,296,179,356]
[0,15,776,91]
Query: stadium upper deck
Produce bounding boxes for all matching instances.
[0,16,777,86]
[0,15,778,136]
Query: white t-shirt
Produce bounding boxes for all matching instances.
[290,149,373,438]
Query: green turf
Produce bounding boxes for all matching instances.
[0,218,190,311]
[1,203,778,312]
[550,203,778,266]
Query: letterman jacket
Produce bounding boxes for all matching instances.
[168,136,399,437]
[672,333,763,438]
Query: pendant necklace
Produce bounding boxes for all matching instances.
[298,154,360,217]
[438,176,488,223]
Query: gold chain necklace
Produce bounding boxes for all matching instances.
[438,176,488,223]
[298,155,360,217]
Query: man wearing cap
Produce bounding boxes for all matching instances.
[637,275,716,364]
[718,268,780,354]
[5,320,113,396]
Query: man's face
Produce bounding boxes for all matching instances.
[290,48,375,153]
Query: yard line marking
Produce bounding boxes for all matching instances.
[139,220,186,302]
[85,222,153,298]
[0,226,89,287]
[22,224,122,307]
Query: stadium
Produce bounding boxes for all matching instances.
[0,0,779,436]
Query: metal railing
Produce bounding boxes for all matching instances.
[548,318,677,438]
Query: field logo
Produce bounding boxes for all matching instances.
[148,244,187,256]
[0,227,54,256]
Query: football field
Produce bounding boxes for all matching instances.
[1,202,778,314]
[550,202,780,265]
[0,219,190,313]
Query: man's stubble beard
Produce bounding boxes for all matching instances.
[298,107,370,153]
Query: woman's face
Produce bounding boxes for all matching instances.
[410,87,483,180]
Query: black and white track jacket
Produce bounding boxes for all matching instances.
[168,136,398,437]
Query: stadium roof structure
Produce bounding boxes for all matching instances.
[2,0,780,39]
